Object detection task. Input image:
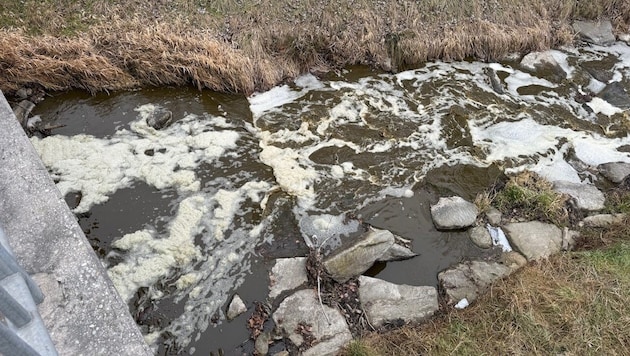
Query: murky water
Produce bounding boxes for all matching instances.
[31,42,630,354]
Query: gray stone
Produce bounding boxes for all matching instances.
[520,51,567,80]
[468,226,493,249]
[620,33,630,45]
[598,162,630,183]
[323,228,394,283]
[0,91,152,355]
[377,243,417,262]
[227,294,247,320]
[553,180,605,211]
[12,99,35,128]
[499,251,528,271]
[503,221,563,261]
[358,276,438,326]
[255,332,271,356]
[573,20,616,46]
[430,196,479,230]
[562,227,579,251]
[269,257,308,299]
[272,289,352,356]
[438,261,512,304]
[484,67,504,94]
[486,207,502,226]
[145,106,173,130]
[598,82,630,109]
[582,213,627,227]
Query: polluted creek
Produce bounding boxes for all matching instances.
[30,41,630,354]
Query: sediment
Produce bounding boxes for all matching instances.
[1,0,629,96]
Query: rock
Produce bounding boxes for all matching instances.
[499,251,528,271]
[430,196,479,230]
[272,289,352,356]
[255,332,271,355]
[438,261,512,304]
[582,213,627,227]
[598,162,630,183]
[485,207,502,226]
[15,88,32,100]
[323,228,394,283]
[520,51,567,80]
[562,227,579,251]
[358,276,438,326]
[272,352,289,356]
[620,33,630,45]
[503,221,562,261]
[12,100,35,128]
[377,243,417,262]
[468,226,492,249]
[227,294,247,320]
[598,82,630,109]
[553,181,605,211]
[484,67,504,94]
[269,257,308,299]
[573,20,616,46]
[146,106,173,130]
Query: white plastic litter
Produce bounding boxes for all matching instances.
[455,298,469,309]
[487,224,512,252]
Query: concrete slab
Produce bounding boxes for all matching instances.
[0,91,152,355]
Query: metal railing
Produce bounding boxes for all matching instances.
[0,226,57,356]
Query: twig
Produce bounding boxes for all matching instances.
[317,270,331,325]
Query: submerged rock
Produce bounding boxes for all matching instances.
[430,196,478,230]
[377,243,417,262]
[468,226,492,249]
[269,257,308,299]
[146,106,173,130]
[553,181,605,211]
[598,162,630,183]
[503,221,562,261]
[520,51,567,80]
[598,82,630,109]
[573,20,616,46]
[227,294,247,320]
[438,261,512,304]
[358,276,438,327]
[272,289,352,356]
[323,228,395,283]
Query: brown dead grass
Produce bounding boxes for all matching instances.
[1,0,630,95]
[345,237,630,355]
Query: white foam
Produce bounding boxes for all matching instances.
[586,97,624,116]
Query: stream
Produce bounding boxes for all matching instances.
[31,41,630,354]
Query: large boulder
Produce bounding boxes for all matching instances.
[598,82,630,109]
[598,162,630,183]
[358,276,438,327]
[323,228,395,283]
[503,221,562,261]
[572,20,616,46]
[430,196,479,230]
[553,181,605,211]
[272,289,352,356]
[438,261,512,304]
[269,257,308,299]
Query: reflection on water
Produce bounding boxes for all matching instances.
[31,42,630,353]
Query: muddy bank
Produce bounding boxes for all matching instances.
[1,0,629,96]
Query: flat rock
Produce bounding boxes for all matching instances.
[358,276,438,326]
[323,228,394,283]
[503,221,562,261]
[598,82,630,109]
[582,213,627,227]
[468,226,492,249]
[598,162,630,183]
[272,289,352,356]
[499,251,528,271]
[553,180,605,211]
[573,20,616,46]
[227,294,247,320]
[377,243,417,262]
[520,51,567,79]
[438,261,512,304]
[485,207,502,226]
[269,257,308,299]
[430,196,479,230]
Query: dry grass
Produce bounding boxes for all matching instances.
[1,0,630,95]
[344,239,630,355]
